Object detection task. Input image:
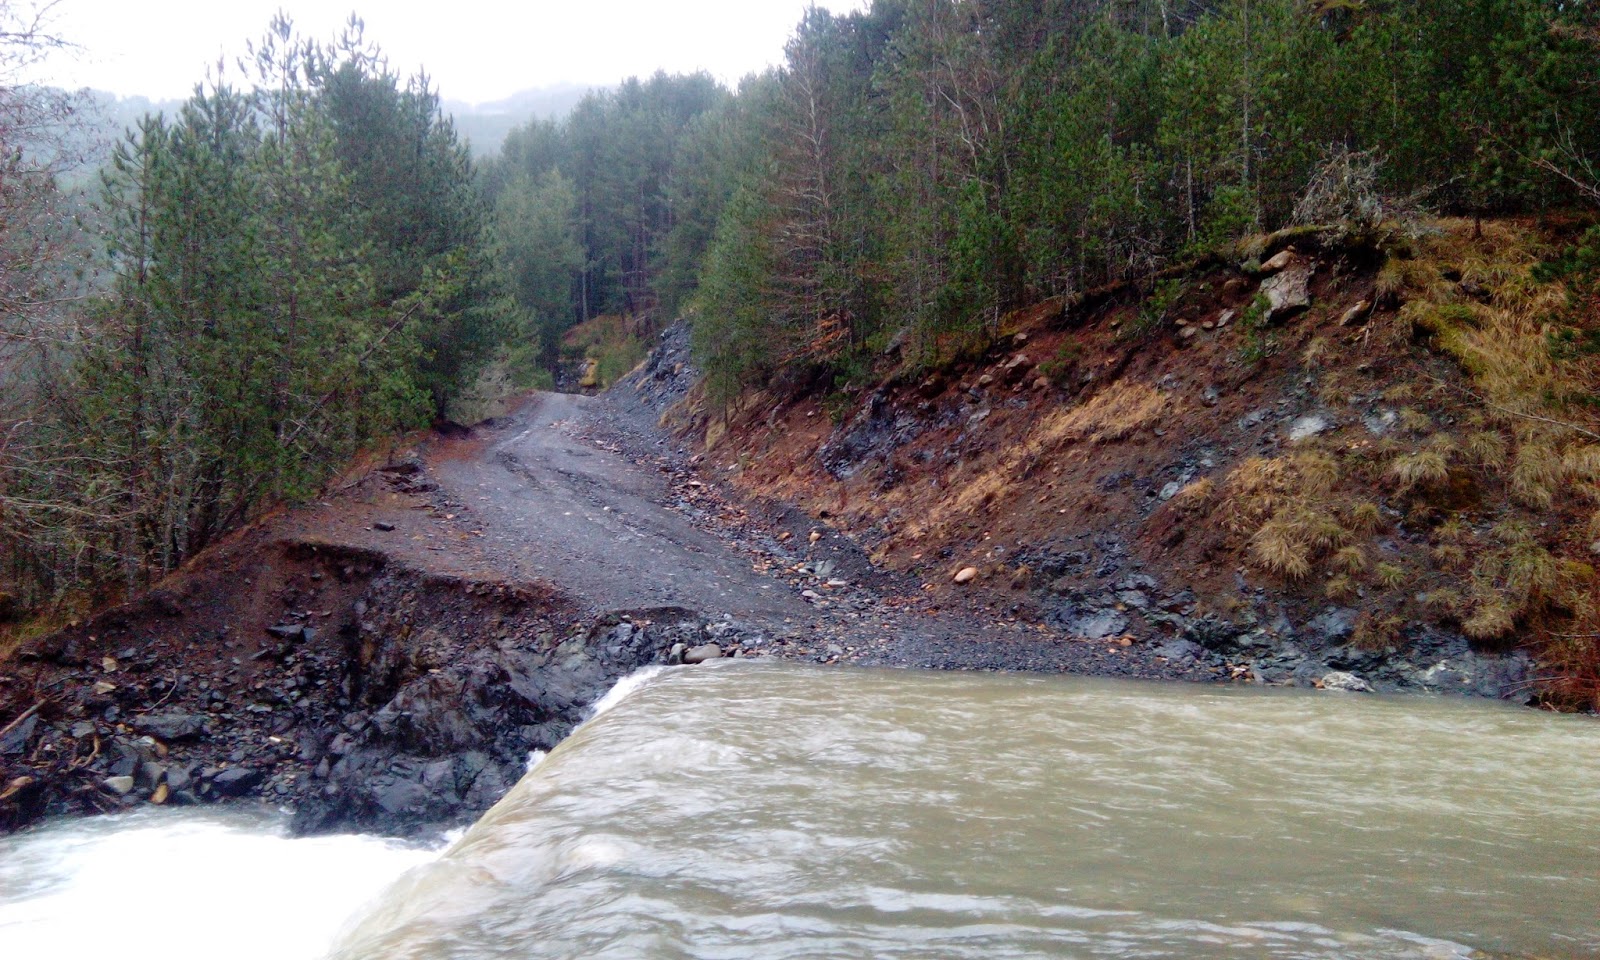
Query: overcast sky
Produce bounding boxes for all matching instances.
[25,0,868,105]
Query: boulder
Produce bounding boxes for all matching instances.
[1320,671,1373,693]
[953,567,979,584]
[210,766,263,797]
[1260,248,1297,273]
[1260,263,1312,323]
[103,776,135,795]
[683,644,724,665]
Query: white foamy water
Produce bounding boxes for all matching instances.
[0,809,441,960]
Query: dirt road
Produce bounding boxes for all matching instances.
[427,392,810,624]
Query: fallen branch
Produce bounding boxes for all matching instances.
[1423,373,1600,442]
[0,701,42,740]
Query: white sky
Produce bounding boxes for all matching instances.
[24,0,868,105]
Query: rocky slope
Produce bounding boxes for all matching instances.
[661,220,1598,707]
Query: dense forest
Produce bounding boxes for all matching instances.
[5,0,1600,622]
[486,0,1600,404]
[1,13,497,609]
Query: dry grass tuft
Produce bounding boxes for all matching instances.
[1248,504,1351,580]
[1463,430,1507,466]
[1251,519,1314,580]
[1463,598,1516,641]
[1295,451,1342,495]
[1397,407,1434,434]
[1374,562,1407,590]
[1348,501,1384,533]
[1325,574,1357,600]
[1564,444,1600,484]
[1331,545,1367,574]
[1511,441,1561,510]
[1387,447,1450,493]
[1351,612,1404,651]
[1425,587,1467,621]
[1301,337,1331,368]
[1431,543,1469,571]
[1169,477,1216,512]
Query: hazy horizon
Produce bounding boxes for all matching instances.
[20,0,867,106]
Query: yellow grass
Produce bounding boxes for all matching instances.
[1035,380,1170,446]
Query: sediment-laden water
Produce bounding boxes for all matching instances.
[326,664,1600,959]
[6,665,1597,959]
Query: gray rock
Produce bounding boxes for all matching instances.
[138,761,166,789]
[165,764,193,793]
[1073,610,1128,641]
[1237,408,1269,429]
[1260,263,1312,322]
[133,711,207,742]
[1154,639,1204,662]
[1306,608,1359,643]
[210,767,263,797]
[103,775,135,795]
[1320,671,1373,693]
[1363,408,1399,436]
[374,779,429,815]
[0,714,37,756]
[1116,590,1151,610]
[1288,414,1331,441]
[683,643,724,665]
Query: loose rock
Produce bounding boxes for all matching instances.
[1320,671,1373,693]
[683,644,724,665]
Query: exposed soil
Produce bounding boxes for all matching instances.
[1,349,1226,838]
[6,226,1568,835]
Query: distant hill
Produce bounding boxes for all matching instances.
[63,85,600,161]
[443,83,603,156]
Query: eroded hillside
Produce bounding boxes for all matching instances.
[666,219,1600,708]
